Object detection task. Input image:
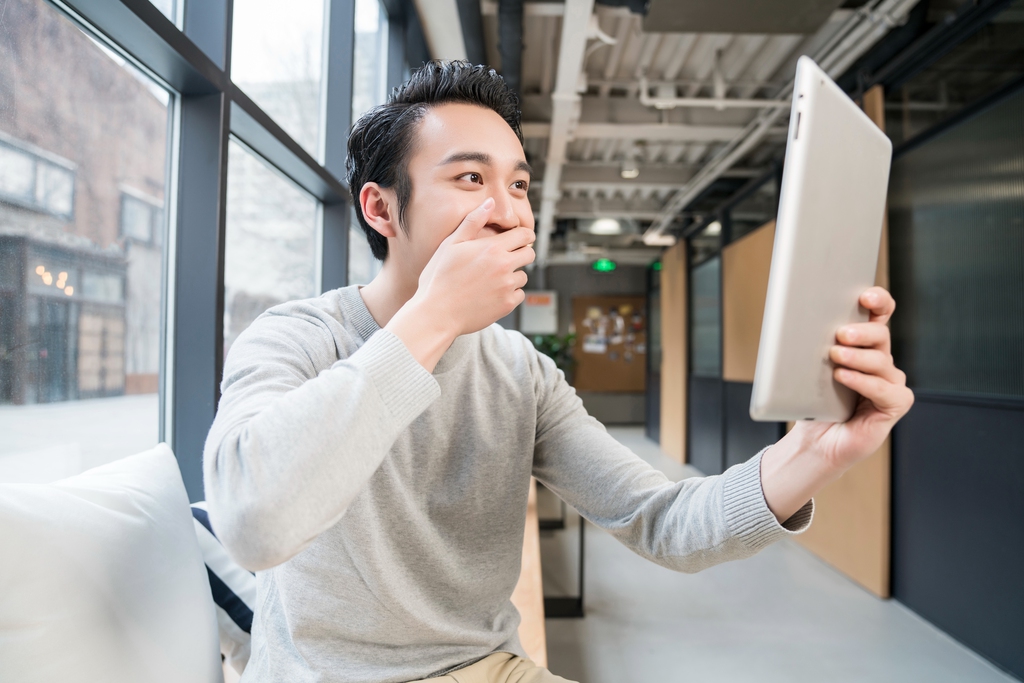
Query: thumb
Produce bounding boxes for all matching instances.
[449,197,494,243]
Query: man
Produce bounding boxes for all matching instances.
[204,62,913,683]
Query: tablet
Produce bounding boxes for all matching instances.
[749,57,892,423]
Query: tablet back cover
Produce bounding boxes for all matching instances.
[750,57,892,422]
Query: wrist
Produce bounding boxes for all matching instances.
[760,426,840,524]
[385,295,457,373]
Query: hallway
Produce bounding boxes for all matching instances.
[540,427,1019,683]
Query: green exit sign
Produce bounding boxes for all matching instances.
[592,258,616,272]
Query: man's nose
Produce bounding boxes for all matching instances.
[485,190,520,231]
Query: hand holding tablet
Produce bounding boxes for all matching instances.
[748,58,915,523]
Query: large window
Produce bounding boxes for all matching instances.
[223,141,320,357]
[0,0,170,482]
[0,0,399,497]
[232,0,326,157]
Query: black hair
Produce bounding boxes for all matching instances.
[345,60,523,261]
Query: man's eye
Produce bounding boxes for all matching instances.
[459,172,483,184]
[512,180,528,191]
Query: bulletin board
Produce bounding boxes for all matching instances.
[571,296,647,392]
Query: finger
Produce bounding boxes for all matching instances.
[512,269,528,290]
[508,245,536,271]
[493,226,536,251]
[860,286,895,324]
[449,198,495,243]
[829,346,904,384]
[836,322,891,353]
[834,367,913,417]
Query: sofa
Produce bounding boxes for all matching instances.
[0,445,255,682]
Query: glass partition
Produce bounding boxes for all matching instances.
[889,84,1024,399]
[0,0,170,482]
[690,255,722,378]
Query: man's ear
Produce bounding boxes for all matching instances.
[359,183,400,239]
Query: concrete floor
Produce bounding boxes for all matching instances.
[540,426,1020,683]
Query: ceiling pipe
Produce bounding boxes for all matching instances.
[534,0,598,284]
[638,77,792,110]
[642,0,921,246]
[456,0,487,66]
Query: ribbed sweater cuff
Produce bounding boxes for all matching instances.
[347,330,441,425]
[722,448,815,553]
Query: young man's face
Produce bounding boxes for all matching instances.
[395,102,535,273]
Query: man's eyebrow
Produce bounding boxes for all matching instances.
[438,152,533,178]
[439,152,492,166]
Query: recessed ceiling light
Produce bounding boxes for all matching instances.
[620,161,640,179]
[589,218,623,235]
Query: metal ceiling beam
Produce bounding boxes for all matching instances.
[481,0,566,16]
[522,121,746,141]
[535,0,596,276]
[555,196,666,220]
[560,163,697,184]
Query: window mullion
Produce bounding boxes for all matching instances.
[320,0,357,291]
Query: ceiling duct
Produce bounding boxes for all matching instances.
[643,0,847,34]
[498,0,524,96]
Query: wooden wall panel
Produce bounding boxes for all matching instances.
[659,243,687,463]
[722,221,775,383]
[795,445,891,596]
[795,84,892,598]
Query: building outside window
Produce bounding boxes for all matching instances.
[0,135,76,220]
[0,0,170,483]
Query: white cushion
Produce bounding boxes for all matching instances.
[0,444,222,683]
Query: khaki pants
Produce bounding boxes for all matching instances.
[416,653,578,683]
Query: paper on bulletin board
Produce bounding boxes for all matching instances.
[520,291,558,334]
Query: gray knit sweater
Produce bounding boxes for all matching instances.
[203,285,813,683]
